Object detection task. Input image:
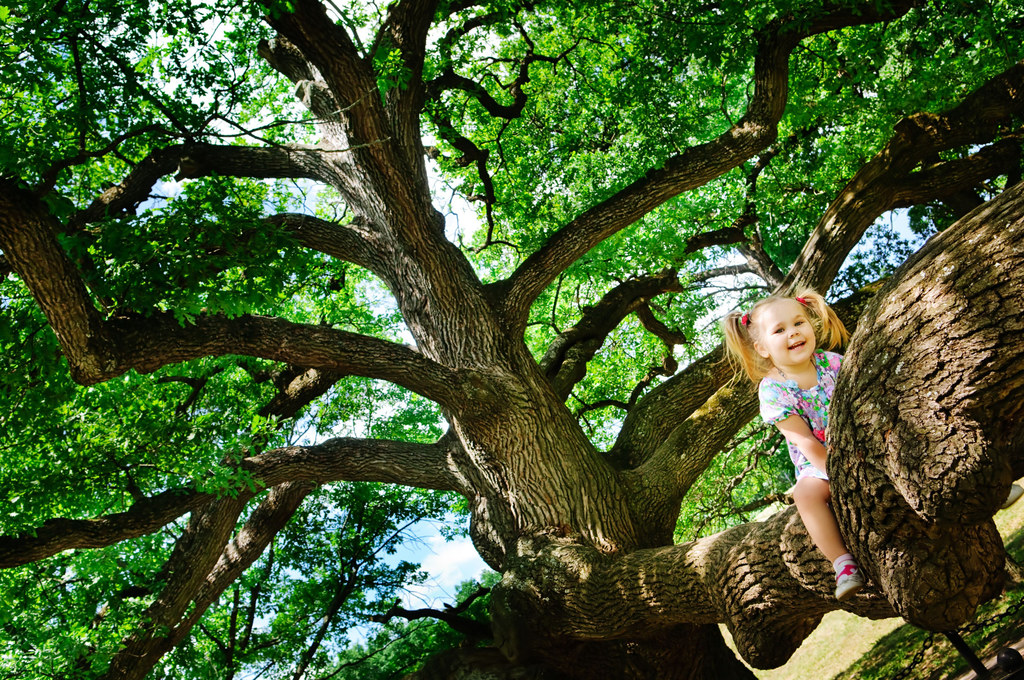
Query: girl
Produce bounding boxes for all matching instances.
[723,289,865,601]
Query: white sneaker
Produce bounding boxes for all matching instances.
[835,565,866,601]
[1002,483,1024,509]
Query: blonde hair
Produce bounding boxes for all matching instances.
[722,288,849,382]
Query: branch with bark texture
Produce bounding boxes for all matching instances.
[0,437,462,569]
[102,482,314,680]
[490,507,895,673]
[69,143,336,230]
[0,179,466,403]
[682,150,784,287]
[264,212,382,274]
[371,586,492,641]
[499,2,918,329]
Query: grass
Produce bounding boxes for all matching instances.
[735,479,1024,680]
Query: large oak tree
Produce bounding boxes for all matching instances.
[1,0,1023,678]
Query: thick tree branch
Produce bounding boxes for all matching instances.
[888,135,1023,208]
[184,483,314,670]
[100,495,251,680]
[264,0,389,158]
[0,437,461,569]
[608,346,733,469]
[265,0,495,347]
[69,143,335,230]
[683,226,746,253]
[241,436,462,491]
[491,516,895,672]
[635,302,687,349]
[0,488,214,569]
[105,312,465,405]
[265,212,381,273]
[689,263,755,283]
[500,2,918,329]
[1,182,465,401]
[376,0,441,115]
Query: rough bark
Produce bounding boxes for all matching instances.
[0,437,461,568]
[830,179,1024,630]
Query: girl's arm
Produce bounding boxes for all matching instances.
[775,415,828,473]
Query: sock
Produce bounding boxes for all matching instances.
[832,553,858,579]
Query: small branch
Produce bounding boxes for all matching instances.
[36,124,166,198]
[157,368,225,416]
[573,397,629,419]
[683,226,746,253]
[635,302,686,347]
[370,586,492,641]
[689,264,754,283]
[538,270,683,400]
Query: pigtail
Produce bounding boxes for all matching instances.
[795,288,849,350]
[722,311,766,383]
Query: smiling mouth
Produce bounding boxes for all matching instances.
[788,341,805,350]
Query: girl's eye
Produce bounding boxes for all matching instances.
[773,328,784,334]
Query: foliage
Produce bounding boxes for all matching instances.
[150,484,463,680]
[2,0,1023,677]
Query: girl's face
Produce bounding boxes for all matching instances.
[752,298,817,373]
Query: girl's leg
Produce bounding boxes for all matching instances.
[792,477,848,562]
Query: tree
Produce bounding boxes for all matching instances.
[1,0,1023,678]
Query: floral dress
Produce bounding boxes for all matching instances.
[758,350,843,481]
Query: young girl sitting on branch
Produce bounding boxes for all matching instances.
[723,290,1023,601]
[724,290,866,600]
